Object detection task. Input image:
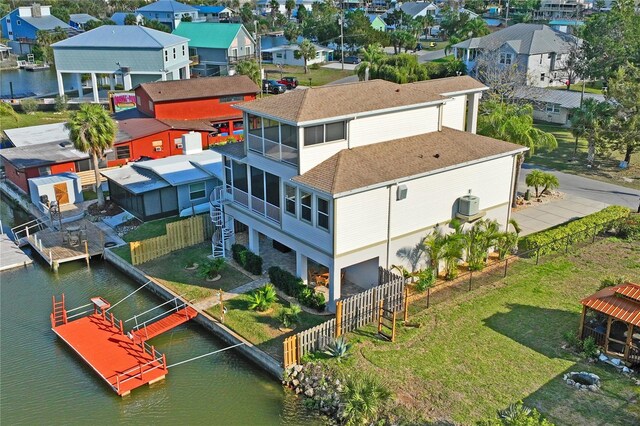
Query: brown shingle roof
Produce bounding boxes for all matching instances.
[138,75,260,103]
[581,283,640,327]
[236,76,487,124]
[292,127,526,194]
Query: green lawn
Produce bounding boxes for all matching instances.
[331,238,640,424]
[121,215,193,242]
[1,110,71,132]
[549,80,606,95]
[136,243,252,301]
[207,293,328,360]
[263,65,353,87]
[529,124,640,190]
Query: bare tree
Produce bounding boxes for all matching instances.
[473,42,534,102]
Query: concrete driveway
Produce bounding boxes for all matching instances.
[322,62,358,71]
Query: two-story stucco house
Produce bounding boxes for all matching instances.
[172,23,256,77]
[210,77,527,311]
[52,25,190,102]
[452,23,580,88]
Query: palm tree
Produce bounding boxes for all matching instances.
[466,219,500,271]
[269,0,280,20]
[424,14,436,38]
[442,219,466,280]
[236,59,261,87]
[65,104,117,208]
[525,169,546,198]
[463,18,490,38]
[496,219,521,260]
[285,0,296,20]
[570,98,613,165]
[478,98,558,207]
[294,39,316,74]
[422,227,446,277]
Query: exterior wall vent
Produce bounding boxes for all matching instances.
[396,184,408,201]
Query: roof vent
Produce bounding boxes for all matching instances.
[59,141,71,148]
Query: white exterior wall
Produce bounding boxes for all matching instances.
[281,188,333,254]
[532,106,569,125]
[335,155,515,259]
[298,140,348,174]
[348,106,440,148]
[441,95,466,131]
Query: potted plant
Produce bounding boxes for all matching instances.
[198,258,225,281]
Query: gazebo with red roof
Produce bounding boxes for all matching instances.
[580,282,640,364]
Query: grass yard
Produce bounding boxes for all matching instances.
[207,294,328,360]
[528,124,640,190]
[1,110,71,132]
[263,65,352,87]
[333,238,640,425]
[136,243,251,301]
[549,80,606,95]
[121,215,192,242]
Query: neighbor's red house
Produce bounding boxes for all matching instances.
[1,75,259,194]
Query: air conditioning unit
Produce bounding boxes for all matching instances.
[458,195,480,216]
[154,147,162,152]
[176,143,183,149]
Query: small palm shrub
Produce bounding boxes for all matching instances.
[324,336,352,361]
[526,169,559,198]
[278,304,302,328]
[486,401,554,425]
[248,283,277,311]
[340,374,391,426]
[496,231,519,260]
[20,98,38,114]
[415,268,435,292]
[198,258,225,279]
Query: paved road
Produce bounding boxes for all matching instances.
[327,75,359,85]
[418,49,446,63]
[518,163,640,210]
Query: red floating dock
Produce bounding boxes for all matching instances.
[50,295,196,397]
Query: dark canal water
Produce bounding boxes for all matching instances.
[0,68,75,98]
[0,197,322,425]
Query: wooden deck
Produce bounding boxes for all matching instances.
[27,219,106,270]
[0,233,33,272]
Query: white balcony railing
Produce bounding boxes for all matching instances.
[225,185,280,224]
[247,133,298,166]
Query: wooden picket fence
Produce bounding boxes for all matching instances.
[283,267,405,367]
[129,215,213,265]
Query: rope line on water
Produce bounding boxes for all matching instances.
[166,343,245,369]
[106,281,152,312]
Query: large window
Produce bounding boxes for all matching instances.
[251,167,264,200]
[499,53,513,65]
[189,182,206,200]
[263,118,279,142]
[220,95,244,103]
[232,160,248,192]
[300,190,312,222]
[317,197,329,230]
[304,121,346,146]
[285,184,296,216]
[116,145,130,159]
[281,124,297,148]
[248,114,261,138]
[545,103,560,113]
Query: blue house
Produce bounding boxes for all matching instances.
[1,4,71,54]
[110,12,145,26]
[194,5,234,22]
[136,0,201,31]
[69,14,98,31]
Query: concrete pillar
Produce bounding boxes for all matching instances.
[184,66,190,79]
[248,227,260,254]
[76,73,83,99]
[161,72,168,81]
[296,252,308,283]
[56,71,65,97]
[90,73,99,103]
[466,92,480,134]
[109,74,115,91]
[123,73,132,91]
[327,261,342,313]
[465,48,470,63]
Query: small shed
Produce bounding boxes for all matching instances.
[28,173,84,213]
[580,282,640,365]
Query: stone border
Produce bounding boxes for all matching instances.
[103,246,283,380]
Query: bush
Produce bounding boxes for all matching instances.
[248,283,277,311]
[278,303,302,328]
[616,214,640,240]
[480,401,554,426]
[415,269,435,292]
[54,95,68,112]
[324,336,352,361]
[197,258,225,279]
[519,206,631,256]
[231,243,263,275]
[268,266,326,310]
[20,98,39,114]
[598,275,626,290]
[340,374,391,425]
[581,336,599,359]
[310,62,320,70]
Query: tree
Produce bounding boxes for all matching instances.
[35,27,68,64]
[0,102,18,122]
[240,4,255,25]
[294,39,316,74]
[296,4,308,23]
[65,104,117,208]
[442,219,466,280]
[478,98,558,207]
[604,62,640,165]
[236,59,261,87]
[269,0,280,20]
[570,98,613,164]
[422,227,446,277]
[143,20,171,33]
[475,43,531,101]
[525,169,558,197]
[124,14,139,25]
[580,0,640,80]
[181,14,193,22]
[463,18,490,38]
[285,0,296,20]
[283,22,301,43]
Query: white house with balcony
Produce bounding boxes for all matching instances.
[210,77,527,311]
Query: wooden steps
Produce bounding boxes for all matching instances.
[132,306,198,342]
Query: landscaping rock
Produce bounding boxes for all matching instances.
[294,365,303,373]
[599,354,608,362]
[305,387,314,397]
[611,358,622,366]
[567,379,575,386]
[292,379,299,387]
[588,385,599,392]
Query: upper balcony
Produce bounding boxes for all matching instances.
[215,184,281,224]
[246,115,298,166]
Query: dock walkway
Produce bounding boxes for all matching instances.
[0,233,32,271]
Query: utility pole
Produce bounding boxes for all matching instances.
[574,76,587,154]
[340,2,345,70]
[254,20,263,96]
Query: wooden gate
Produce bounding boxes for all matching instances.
[283,335,298,368]
[54,182,69,205]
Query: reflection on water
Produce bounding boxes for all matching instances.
[1,68,75,98]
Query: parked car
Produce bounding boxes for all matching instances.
[262,79,286,94]
[278,76,298,89]
[343,56,361,64]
